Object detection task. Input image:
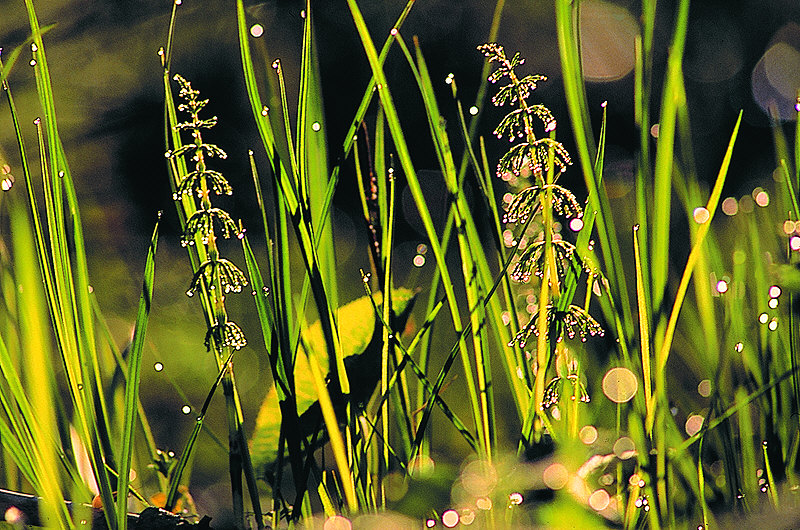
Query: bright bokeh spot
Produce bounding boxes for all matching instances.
[792,236,800,251]
[578,1,637,81]
[735,342,744,353]
[752,34,800,121]
[250,24,264,38]
[721,197,738,216]
[154,362,164,372]
[769,285,782,298]
[460,509,475,525]
[570,217,584,232]
[543,463,569,490]
[588,488,611,511]
[4,507,24,525]
[426,519,436,528]
[784,220,796,234]
[312,121,321,132]
[716,280,728,294]
[698,379,712,398]
[693,207,710,224]
[509,492,523,505]
[413,255,426,267]
[475,497,492,510]
[469,106,479,116]
[769,298,779,309]
[685,414,704,436]
[181,405,191,415]
[755,190,770,207]
[739,195,754,213]
[759,312,769,324]
[613,437,636,459]
[769,318,779,331]
[580,425,598,445]
[442,510,459,528]
[602,367,638,403]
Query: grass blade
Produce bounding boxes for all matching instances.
[116,215,159,528]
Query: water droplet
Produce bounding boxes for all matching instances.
[544,120,556,132]
[469,106,479,116]
[29,59,36,67]
[30,43,38,53]
[442,509,459,527]
[754,188,770,207]
[77,384,84,391]
[272,59,280,70]
[1,175,14,191]
[601,100,608,108]
[312,121,321,132]
[759,312,769,324]
[261,106,269,116]
[175,0,182,5]
[650,123,660,138]
[154,362,164,372]
[769,298,778,309]
[250,24,264,38]
[693,207,710,224]
[685,414,704,436]
[445,73,454,85]
[181,405,191,414]
[300,9,306,18]
[413,254,425,267]
[186,290,194,297]
[716,280,728,294]
[769,285,782,298]
[390,27,398,36]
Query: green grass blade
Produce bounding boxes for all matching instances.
[655,111,742,376]
[555,0,633,338]
[116,216,159,528]
[633,225,654,431]
[649,0,690,312]
[165,351,235,510]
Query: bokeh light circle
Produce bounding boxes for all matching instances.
[602,367,638,403]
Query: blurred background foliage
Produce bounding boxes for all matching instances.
[2,0,800,523]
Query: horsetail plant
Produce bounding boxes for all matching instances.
[164,74,262,529]
[479,43,602,442]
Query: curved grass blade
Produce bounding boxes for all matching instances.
[655,111,742,377]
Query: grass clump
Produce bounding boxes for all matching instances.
[2,0,800,529]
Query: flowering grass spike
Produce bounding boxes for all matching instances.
[168,74,247,352]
